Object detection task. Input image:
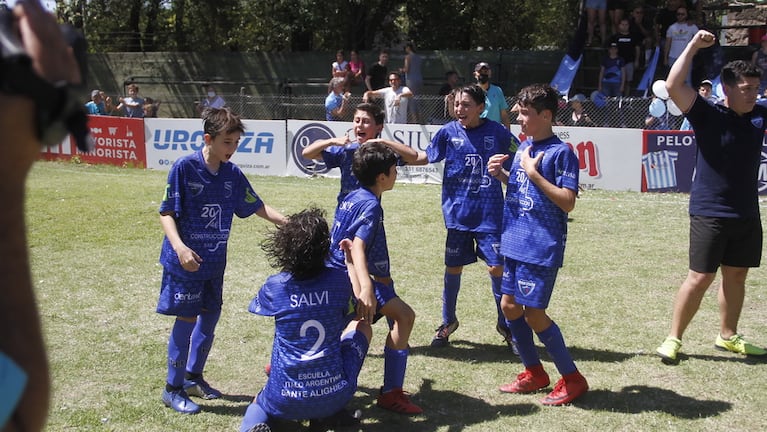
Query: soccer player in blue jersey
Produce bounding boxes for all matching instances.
[240,207,372,432]
[656,30,767,364]
[327,142,423,415]
[302,103,419,204]
[487,83,588,406]
[412,84,520,350]
[157,107,287,414]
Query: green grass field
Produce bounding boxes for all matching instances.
[26,161,767,431]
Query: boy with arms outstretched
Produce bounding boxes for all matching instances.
[302,102,419,204]
[240,207,372,432]
[157,107,286,414]
[327,142,423,415]
[488,84,588,406]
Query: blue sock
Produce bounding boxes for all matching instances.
[167,319,195,388]
[442,272,461,324]
[382,346,408,393]
[240,401,269,432]
[188,309,221,375]
[490,275,504,328]
[508,317,540,367]
[537,322,576,375]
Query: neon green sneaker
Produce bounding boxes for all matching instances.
[715,334,767,356]
[656,336,682,364]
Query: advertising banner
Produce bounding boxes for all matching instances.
[40,116,146,167]
[642,130,767,195]
[512,126,643,192]
[144,118,287,176]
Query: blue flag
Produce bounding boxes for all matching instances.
[550,54,583,97]
[637,47,660,96]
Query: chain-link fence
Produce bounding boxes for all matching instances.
[157,93,683,130]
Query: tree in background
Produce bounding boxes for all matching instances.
[45,0,581,52]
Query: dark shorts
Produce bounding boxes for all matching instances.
[689,215,763,273]
[444,229,502,267]
[156,270,224,317]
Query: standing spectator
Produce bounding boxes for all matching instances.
[437,71,460,124]
[362,72,413,124]
[751,34,767,95]
[629,4,655,68]
[116,83,145,118]
[84,89,107,115]
[608,0,628,36]
[474,62,511,129]
[655,30,767,364]
[656,0,683,54]
[196,84,226,115]
[487,83,588,406]
[325,77,351,121]
[598,43,626,97]
[586,0,608,46]
[401,42,423,123]
[612,17,642,94]
[348,49,366,91]
[156,107,286,415]
[332,49,351,90]
[412,84,520,352]
[597,42,626,97]
[366,49,389,91]
[239,207,371,432]
[143,97,161,118]
[664,6,698,77]
[438,71,460,96]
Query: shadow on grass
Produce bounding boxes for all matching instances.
[199,393,253,417]
[576,385,732,418]
[410,341,635,364]
[349,378,539,432]
[221,379,539,432]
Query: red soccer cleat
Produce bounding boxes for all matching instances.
[541,371,588,406]
[499,366,550,393]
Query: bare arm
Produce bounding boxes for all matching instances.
[255,204,287,226]
[350,237,376,322]
[400,87,414,98]
[520,147,576,213]
[160,212,202,272]
[301,135,350,160]
[500,108,510,130]
[487,153,510,184]
[365,138,419,164]
[666,30,714,113]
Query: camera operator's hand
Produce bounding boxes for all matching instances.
[0,3,82,432]
[13,0,80,85]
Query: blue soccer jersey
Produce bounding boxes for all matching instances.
[249,268,356,420]
[322,143,360,204]
[158,150,264,280]
[427,119,518,233]
[500,135,580,268]
[327,188,390,278]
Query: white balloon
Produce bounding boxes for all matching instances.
[652,80,669,100]
[667,98,682,116]
[649,98,666,117]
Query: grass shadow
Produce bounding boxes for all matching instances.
[349,378,540,432]
[576,385,732,418]
[411,341,635,364]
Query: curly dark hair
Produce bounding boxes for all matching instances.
[260,207,330,280]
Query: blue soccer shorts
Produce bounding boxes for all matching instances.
[156,269,224,317]
[444,229,502,267]
[501,258,559,309]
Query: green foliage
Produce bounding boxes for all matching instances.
[54,0,582,52]
[28,161,767,431]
